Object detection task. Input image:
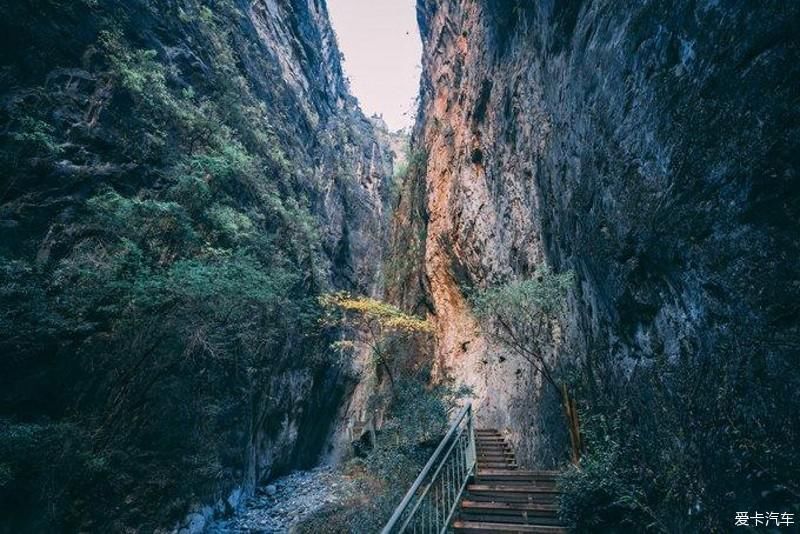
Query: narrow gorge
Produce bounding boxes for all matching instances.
[1,1,798,533]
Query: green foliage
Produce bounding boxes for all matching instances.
[296,367,472,534]
[558,413,649,532]
[0,0,347,531]
[187,143,254,181]
[471,267,574,326]
[207,204,255,242]
[10,116,62,156]
[470,266,573,386]
[557,331,800,532]
[167,173,212,213]
[106,43,165,97]
[0,419,104,531]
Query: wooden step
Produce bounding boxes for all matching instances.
[474,479,556,490]
[452,520,567,533]
[459,513,564,528]
[466,491,559,503]
[477,470,558,478]
[468,484,560,494]
[476,470,559,482]
[462,501,559,514]
[466,486,559,504]
[460,502,561,525]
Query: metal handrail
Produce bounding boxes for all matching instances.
[381,402,476,534]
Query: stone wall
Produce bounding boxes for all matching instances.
[403,0,799,465]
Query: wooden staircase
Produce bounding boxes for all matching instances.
[452,429,565,533]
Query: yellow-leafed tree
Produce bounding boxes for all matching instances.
[319,292,433,389]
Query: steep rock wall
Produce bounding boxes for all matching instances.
[404,0,799,467]
[0,0,390,530]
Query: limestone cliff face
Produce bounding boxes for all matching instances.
[402,0,800,465]
[0,0,390,530]
[224,0,395,506]
[245,0,393,293]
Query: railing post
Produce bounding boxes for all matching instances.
[381,403,476,534]
[466,404,476,475]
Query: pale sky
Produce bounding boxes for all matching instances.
[327,0,421,131]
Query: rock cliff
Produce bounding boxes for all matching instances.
[0,0,391,530]
[399,1,799,521]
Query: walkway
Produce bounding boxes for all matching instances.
[451,429,565,533]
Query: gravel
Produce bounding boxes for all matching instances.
[206,466,359,533]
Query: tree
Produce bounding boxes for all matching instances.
[319,292,433,390]
[470,267,582,464]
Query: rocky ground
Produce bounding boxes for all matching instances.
[207,466,360,533]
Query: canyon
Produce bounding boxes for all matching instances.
[0,0,798,532]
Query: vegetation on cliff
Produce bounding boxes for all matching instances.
[411,0,800,531]
[0,0,388,531]
[320,292,433,388]
[3,1,798,533]
[557,318,800,532]
[471,268,582,464]
[296,365,471,534]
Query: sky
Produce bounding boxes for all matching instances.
[327,0,421,131]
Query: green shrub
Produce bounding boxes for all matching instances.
[557,338,800,532]
[296,367,472,533]
[0,0,383,530]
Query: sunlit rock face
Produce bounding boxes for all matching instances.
[402,0,799,464]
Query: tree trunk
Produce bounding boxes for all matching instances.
[561,383,582,465]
